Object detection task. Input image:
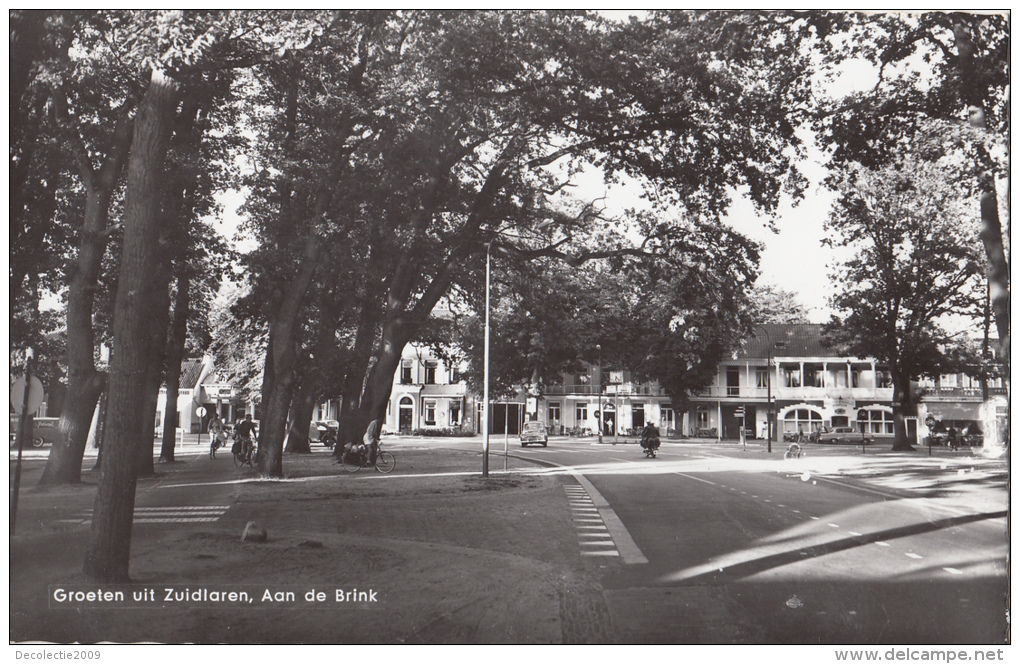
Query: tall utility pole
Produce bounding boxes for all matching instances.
[596,344,603,444]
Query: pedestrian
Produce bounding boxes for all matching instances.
[948,426,959,451]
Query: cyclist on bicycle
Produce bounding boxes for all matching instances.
[235,414,257,459]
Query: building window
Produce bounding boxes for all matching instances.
[401,360,413,385]
[449,401,460,425]
[450,365,461,383]
[575,404,588,423]
[756,369,769,389]
[783,408,822,434]
[424,400,436,425]
[425,361,437,385]
[858,409,893,434]
[876,369,893,388]
[548,402,561,423]
[697,410,709,429]
[726,367,740,396]
[804,364,823,387]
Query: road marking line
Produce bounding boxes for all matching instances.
[849,531,863,536]
[674,472,716,486]
[905,553,923,559]
[876,542,890,547]
[581,551,620,557]
[943,567,963,575]
[560,477,646,564]
[579,540,617,547]
[828,523,840,528]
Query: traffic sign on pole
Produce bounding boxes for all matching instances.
[11,374,44,415]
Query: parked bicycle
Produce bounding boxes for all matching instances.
[340,442,394,473]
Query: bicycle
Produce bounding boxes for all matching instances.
[233,435,258,468]
[340,443,395,474]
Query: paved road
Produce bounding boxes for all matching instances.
[500,438,1009,643]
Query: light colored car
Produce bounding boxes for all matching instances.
[519,421,548,447]
[815,426,874,445]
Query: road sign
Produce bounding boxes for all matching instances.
[11,375,44,415]
[196,406,207,418]
[734,407,745,417]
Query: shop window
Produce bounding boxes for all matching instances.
[857,409,893,434]
[783,408,822,434]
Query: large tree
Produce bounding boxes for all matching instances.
[799,11,1009,380]
[823,155,984,450]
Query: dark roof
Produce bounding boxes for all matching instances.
[179,359,206,390]
[737,324,842,359]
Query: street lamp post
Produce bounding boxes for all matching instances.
[482,219,561,475]
[757,325,773,454]
[596,344,603,444]
[482,242,493,477]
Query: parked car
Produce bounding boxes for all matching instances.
[9,416,60,448]
[519,421,548,447]
[815,426,874,445]
[312,420,338,447]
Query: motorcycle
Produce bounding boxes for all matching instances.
[640,430,660,458]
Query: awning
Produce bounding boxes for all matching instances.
[924,402,982,420]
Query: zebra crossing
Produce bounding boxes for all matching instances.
[56,505,230,526]
[563,484,620,558]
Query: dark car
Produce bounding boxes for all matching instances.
[519,421,548,447]
[312,420,338,447]
[9,416,60,447]
[815,426,874,445]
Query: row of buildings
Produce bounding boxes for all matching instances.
[157,324,1007,446]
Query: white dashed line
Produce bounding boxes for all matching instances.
[943,567,963,575]
[905,553,923,559]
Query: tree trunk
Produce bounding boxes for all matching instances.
[40,110,133,485]
[333,287,382,456]
[83,69,180,583]
[285,384,315,454]
[891,371,915,452]
[135,367,163,478]
[159,271,191,462]
[257,228,322,476]
[954,20,1010,384]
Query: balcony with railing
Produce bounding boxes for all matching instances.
[692,384,895,401]
[544,383,666,397]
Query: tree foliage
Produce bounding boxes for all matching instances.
[823,154,984,449]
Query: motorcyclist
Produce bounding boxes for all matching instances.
[640,422,660,453]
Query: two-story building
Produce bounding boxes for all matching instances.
[684,323,897,441]
[542,367,674,436]
[383,345,471,435]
